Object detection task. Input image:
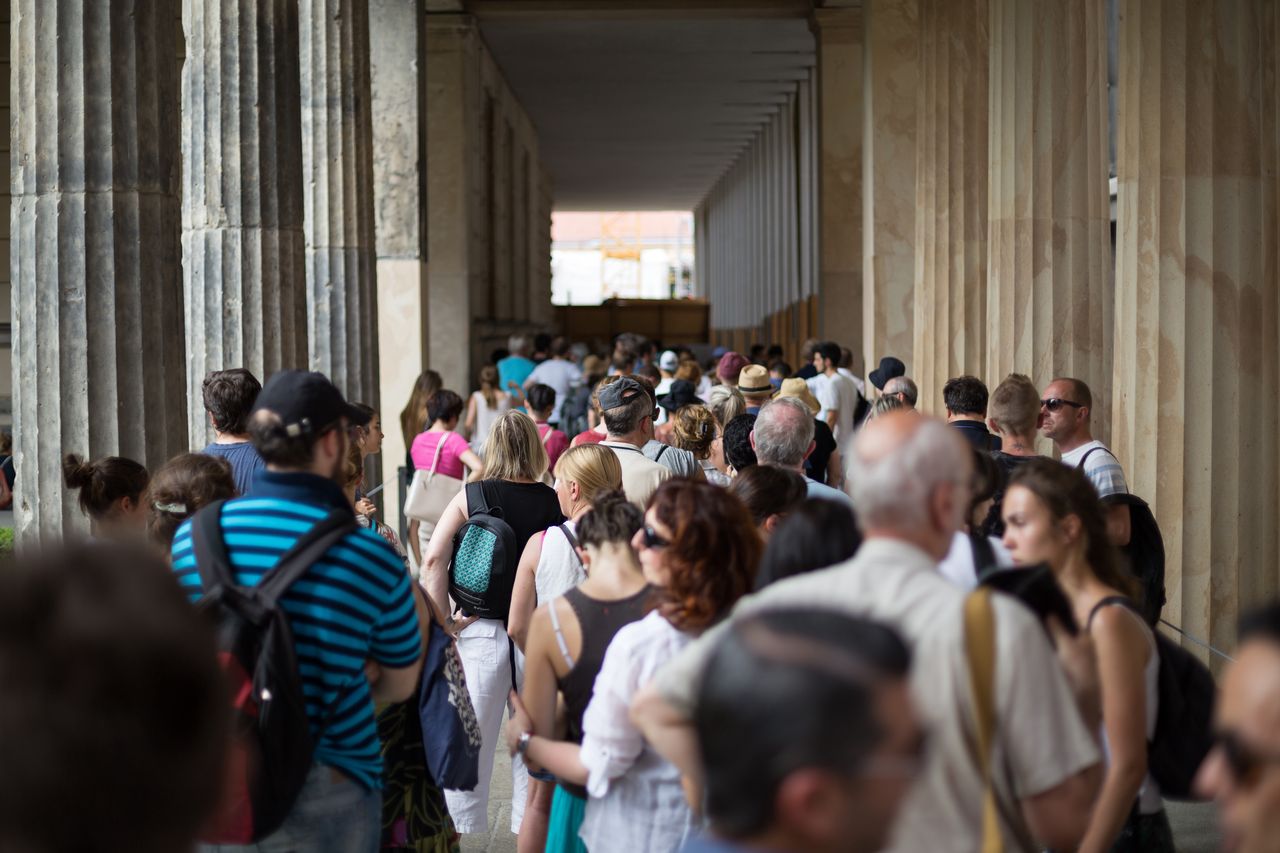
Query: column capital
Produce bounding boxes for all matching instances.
[811,6,862,40]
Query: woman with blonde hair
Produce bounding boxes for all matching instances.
[465,364,512,457]
[705,385,744,483]
[423,410,564,840]
[671,404,728,486]
[509,443,625,649]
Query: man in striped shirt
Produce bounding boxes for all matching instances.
[1040,377,1133,547]
[172,370,423,853]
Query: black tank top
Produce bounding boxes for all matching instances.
[552,585,653,798]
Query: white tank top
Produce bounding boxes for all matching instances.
[470,391,510,456]
[1096,602,1162,814]
[535,520,586,605]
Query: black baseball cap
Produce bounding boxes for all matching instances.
[597,377,648,411]
[251,370,370,437]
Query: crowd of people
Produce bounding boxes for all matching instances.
[4,330,1280,853]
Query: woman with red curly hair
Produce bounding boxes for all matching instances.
[505,479,759,852]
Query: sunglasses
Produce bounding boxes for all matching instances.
[1214,730,1280,786]
[1040,398,1085,413]
[641,524,670,550]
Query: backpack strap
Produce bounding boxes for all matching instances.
[558,523,584,571]
[963,588,1002,853]
[655,444,670,462]
[1086,595,1141,631]
[192,500,235,592]
[255,511,360,605]
[465,480,489,518]
[969,532,997,583]
[1076,445,1116,470]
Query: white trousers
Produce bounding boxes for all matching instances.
[443,617,528,834]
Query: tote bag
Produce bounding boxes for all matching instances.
[405,434,464,524]
[416,590,481,790]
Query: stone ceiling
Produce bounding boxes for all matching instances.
[472,4,818,211]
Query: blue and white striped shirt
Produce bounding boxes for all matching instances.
[171,470,421,791]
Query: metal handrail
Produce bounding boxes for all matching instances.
[1159,618,1235,663]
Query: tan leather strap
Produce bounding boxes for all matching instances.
[964,587,1002,853]
[426,431,447,478]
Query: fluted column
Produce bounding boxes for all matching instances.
[912,0,988,415]
[300,0,379,406]
[1112,0,1280,659]
[985,0,1111,437]
[12,0,187,542]
[862,0,919,383]
[182,0,308,447]
[813,8,863,345]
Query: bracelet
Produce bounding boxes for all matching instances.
[516,730,534,756]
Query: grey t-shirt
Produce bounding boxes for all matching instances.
[642,440,705,480]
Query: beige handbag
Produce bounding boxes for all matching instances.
[404,433,464,524]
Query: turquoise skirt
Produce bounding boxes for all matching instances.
[544,786,588,853]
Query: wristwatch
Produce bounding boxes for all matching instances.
[516,731,534,756]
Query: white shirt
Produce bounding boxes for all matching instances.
[837,366,867,396]
[655,538,1100,853]
[469,391,511,456]
[808,371,861,452]
[527,359,583,425]
[579,611,696,852]
[534,520,584,606]
[937,530,1015,591]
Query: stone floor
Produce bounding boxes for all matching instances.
[458,724,1222,853]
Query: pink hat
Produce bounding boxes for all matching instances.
[716,351,751,383]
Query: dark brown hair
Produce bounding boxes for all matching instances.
[427,389,465,427]
[729,465,808,526]
[400,369,443,447]
[649,479,760,632]
[201,368,262,435]
[1007,458,1138,598]
[146,454,236,548]
[62,454,149,522]
[576,489,643,548]
[0,541,227,852]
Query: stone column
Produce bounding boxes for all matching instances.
[371,0,429,522]
[812,8,863,346]
[985,0,1111,438]
[1111,0,1280,658]
[300,0,380,406]
[862,0,919,384]
[11,0,187,542]
[425,16,483,392]
[912,0,988,415]
[182,0,308,447]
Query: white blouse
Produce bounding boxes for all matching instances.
[578,610,697,852]
[534,520,585,605]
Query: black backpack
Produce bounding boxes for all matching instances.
[1087,597,1215,800]
[449,481,521,622]
[191,501,358,843]
[1077,447,1167,627]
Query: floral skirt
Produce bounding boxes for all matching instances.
[377,698,460,853]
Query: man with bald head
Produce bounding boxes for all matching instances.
[634,412,1104,853]
[1197,603,1280,852]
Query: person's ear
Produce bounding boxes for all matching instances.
[773,769,844,845]
[569,481,582,503]
[804,439,816,462]
[749,430,758,451]
[1060,513,1083,545]
[207,410,218,429]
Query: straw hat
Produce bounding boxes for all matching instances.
[775,377,820,415]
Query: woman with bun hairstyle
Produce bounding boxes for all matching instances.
[145,454,235,550]
[513,490,651,852]
[62,454,149,540]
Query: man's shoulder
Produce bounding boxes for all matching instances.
[805,478,853,506]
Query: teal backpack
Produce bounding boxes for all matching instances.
[448,482,520,622]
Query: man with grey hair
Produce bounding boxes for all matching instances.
[498,334,536,401]
[751,397,852,508]
[634,412,1104,853]
[884,375,919,409]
